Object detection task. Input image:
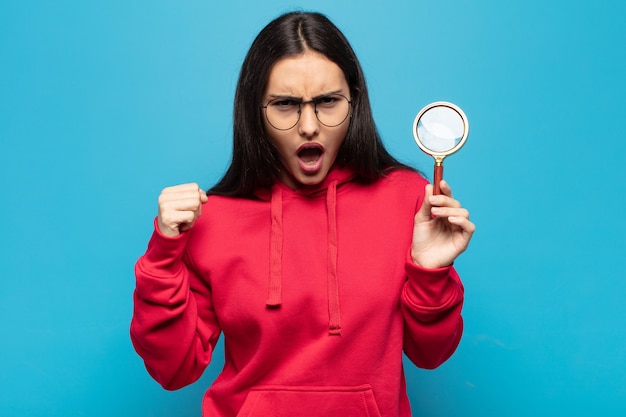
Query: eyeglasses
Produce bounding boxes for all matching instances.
[261,94,352,131]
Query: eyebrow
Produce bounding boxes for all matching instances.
[267,90,345,101]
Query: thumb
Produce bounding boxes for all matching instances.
[415,183,434,222]
[200,190,209,203]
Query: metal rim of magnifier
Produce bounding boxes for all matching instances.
[412,101,469,158]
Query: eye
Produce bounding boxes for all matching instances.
[315,95,340,108]
[270,98,299,111]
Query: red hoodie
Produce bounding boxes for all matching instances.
[131,166,464,417]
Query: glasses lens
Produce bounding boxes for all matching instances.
[264,95,351,130]
[315,95,351,127]
[264,98,300,130]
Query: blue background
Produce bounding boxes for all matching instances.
[2,0,625,416]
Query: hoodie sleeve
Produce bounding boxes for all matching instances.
[401,252,464,369]
[130,221,221,390]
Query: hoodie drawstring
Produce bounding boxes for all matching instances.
[266,181,342,336]
[326,181,342,335]
[267,185,283,307]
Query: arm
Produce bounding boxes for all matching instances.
[130,183,219,390]
[402,179,474,369]
[130,227,221,390]
[401,259,464,369]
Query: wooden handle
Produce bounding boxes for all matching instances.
[433,164,443,195]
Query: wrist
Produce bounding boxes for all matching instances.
[411,251,448,270]
[157,220,181,238]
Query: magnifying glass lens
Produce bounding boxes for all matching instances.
[412,102,469,195]
[417,107,464,153]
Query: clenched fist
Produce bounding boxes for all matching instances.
[157,183,208,237]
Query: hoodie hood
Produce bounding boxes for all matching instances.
[254,166,357,336]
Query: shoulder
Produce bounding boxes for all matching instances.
[187,194,268,247]
[380,168,429,189]
[373,168,429,211]
[341,168,428,210]
[194,194,267,227]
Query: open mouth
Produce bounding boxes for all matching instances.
[298,147,323,164]
[296,144,325,174]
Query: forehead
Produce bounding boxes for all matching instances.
[264,51,348,97]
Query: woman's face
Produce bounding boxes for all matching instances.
[262,51,351,189]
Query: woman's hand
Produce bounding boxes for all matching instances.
[157,183,208,237]
[411,180,475,269]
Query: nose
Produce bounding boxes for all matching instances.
[297,101,320,137]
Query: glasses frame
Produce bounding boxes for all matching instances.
[260,94,352,131]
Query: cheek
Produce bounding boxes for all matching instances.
[332,125,350,151]
[266,131,291,160]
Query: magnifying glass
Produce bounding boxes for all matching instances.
[413,101,469,195]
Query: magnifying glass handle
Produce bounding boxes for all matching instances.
[433,163,443,195]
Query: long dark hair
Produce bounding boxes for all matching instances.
[210,11,411,197]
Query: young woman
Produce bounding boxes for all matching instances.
[131,11,475,417]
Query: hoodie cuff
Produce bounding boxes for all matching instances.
[140,217,192,275]
[404,250,458,310]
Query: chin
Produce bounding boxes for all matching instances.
[295,177,322,187]
[281,162,332,189]
[288,172,326,189]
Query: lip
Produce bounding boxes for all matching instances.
[296,143,325,174]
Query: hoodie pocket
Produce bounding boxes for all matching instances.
[236,384,383,417]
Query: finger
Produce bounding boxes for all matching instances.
[447,215,476,235]
[415,183,434,222]
[160,197,204,212]
[160,188,203,203]
[430,207,470,220]
[439,180,453,198]
[429,180,461,209]
[160,184,205,204]
[429,194,462,210]
[160,202,204,233]
[157,210,197,236]
[179,221,198,233]
[162,182,202,193]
